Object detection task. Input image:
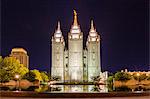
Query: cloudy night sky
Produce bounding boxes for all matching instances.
[1,0,149,73]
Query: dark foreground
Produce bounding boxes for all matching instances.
[0,91,150,98]
[1,96,150,99]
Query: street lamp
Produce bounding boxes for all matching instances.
[15,74,20,91]
[15,74,20,79]
[136,73,140,76]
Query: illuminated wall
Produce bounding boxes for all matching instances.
[68,32,83,82]
[86,20,101,81]
[51,22,65,81]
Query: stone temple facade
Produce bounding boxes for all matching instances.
[51,10,101,82]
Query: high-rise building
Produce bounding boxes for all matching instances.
[10,48,29,68]
[51,10,101,82]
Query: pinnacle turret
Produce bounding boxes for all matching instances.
[89,20,97,37]
[90,20,96,32]
[57,21,60,31]
[55,21,62,38]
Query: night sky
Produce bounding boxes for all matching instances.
[1,0,149,73]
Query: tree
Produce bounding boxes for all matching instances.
[40,72,49,82]
[30,69,42,81]
[147,74,150,80]
[107,76,113,84]
[0,56,3,64]
[114,72,131,82]
[133,73,147,82]
[23,70,49,82]
[22,71,36,82]
[139,74,147,81]
[0,57,29,82]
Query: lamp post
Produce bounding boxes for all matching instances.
[15,74,20,91]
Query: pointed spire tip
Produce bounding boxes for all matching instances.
[73,10,78,26]
[73,10,77,16]
[91,19,94,30]
[57,21,60,30]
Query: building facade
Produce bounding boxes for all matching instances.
[51,10,101,82]
[10,48,29,68]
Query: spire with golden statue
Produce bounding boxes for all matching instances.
[73,10,78,26]
[70,10,81,33]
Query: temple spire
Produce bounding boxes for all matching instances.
[57,21,60,31]
[90,20,96,32]
[73,10,78,26]
[89,19,98,38]
[91,20,94,30]
[55,21,61,33]
[70,10,81,33]
[55,21,62,37]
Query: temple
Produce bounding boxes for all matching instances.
[51,10,102,82]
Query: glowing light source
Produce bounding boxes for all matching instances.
[91,38,96,41]
[90,32,97,37]
[71,29,81,33]
[15,74,20,79]
[137,73,140,76]
[55,38,60,42]
[72,34,79,39]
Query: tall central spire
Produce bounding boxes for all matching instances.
[73,10,78,26]
[70,10,81,34]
